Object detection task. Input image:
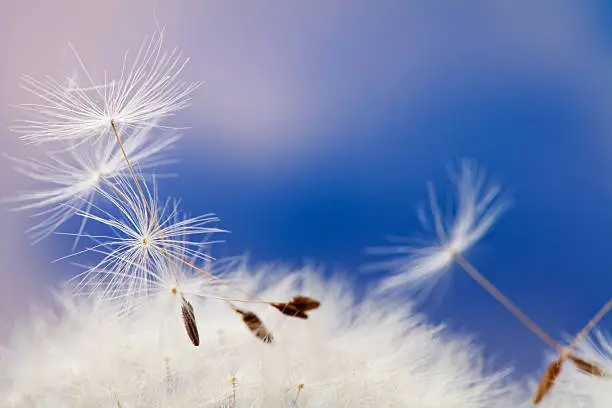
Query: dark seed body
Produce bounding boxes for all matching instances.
[533,359,563,405]
[181,297,200,347]
[235,308,274,344]
[568,354,605,377]
[290,296,321,312]
[272,302,309,319]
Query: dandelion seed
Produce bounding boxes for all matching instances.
[547,331,612,406]
[181,296,199,347]
[533,357,564,405]
[271,302,309,319]
[370,160,570,355]
[4,125,180,244]
[288,296,320,312]
[531,301,612,404]
[12,29,200,145]
[533,359,563,405]
[234,308,274,344]
[568,354,605,377]
[269,296,321,319]
[64,176,224,305]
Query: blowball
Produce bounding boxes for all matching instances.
[0,264,521,407]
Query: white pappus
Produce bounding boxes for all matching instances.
[11,29,200,146]
[0,265,523,408]
[371,159,508,295]
[4,125,181,244]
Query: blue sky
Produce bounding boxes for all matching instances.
[2,0,612,379]
[176,71,612,377]
[169,2,612,378]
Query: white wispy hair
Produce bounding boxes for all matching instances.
[72,245,232,318]
[11,29,200,145]
[64,176,224,306]
[372,159,508,294]
[4,125,181,244]
[534,332,612,408]
[0,264,523,407]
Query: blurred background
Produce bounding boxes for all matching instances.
[1,0,612,380]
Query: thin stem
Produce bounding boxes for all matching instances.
[290,384,304,407]
[111,120,156,229]
[109,121,275,305]
[231,377,237,408]
[110,121,237,291]
[110,121,181,282]
[566,300,612,355]
[166,251,253,298]
[453,252,560,351]
[191,292,274,305]
[455,252,611,358]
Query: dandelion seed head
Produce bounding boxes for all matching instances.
[1,265,522,407]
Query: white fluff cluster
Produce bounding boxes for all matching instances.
[0,265,522,408]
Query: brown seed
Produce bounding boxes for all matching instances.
[181,296,200,347]
[289,296,321,312]
[533,358,564,405]
[568,354,605,377]
[235,308,274,344]
[271,302,309,319]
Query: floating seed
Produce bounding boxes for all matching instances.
[289,296,321,312]
[235,308,274,344]
[568,354,605,377]
[272,302,309,319]
[181,296,200,346]
[533,358,564,405]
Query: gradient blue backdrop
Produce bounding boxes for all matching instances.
[170,2,612,379]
